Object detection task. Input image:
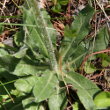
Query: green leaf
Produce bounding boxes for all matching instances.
[13,57,50,76]
[64,25,77,38]
[0,95,9,102]
[0,55,20,72]
[11,89,25,97]
[23,7,49,57]
[25,76,38,87]
[84,62,96,74]
[94,91,110,109]
[68,43,87,67]
[0,94,24,110]
[102,60,110,67]
[14,28,24,47]
[97,53,110,67]
[72,5,94,42]
[23,1,58,71]
[39,10,57,45]
[22,97,45,110]
[92,26,109,52]
[62,5,94,61]
[72,102,79,110]
[58,0,68,5]
[48,89,67,110]
[14,78,32,93]
[13,46,28,58]
[64,5,94,40]
[51,4,63,13]
[22,97,38,110]
[0,25,4,34]
[33,71,58,102]
[61,41,87,68]
[14,76,37,95]
[52,0,68,6]
[0,48,9,56]
[65,71,100,110]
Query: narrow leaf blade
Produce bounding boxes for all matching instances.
[65,71,100,110]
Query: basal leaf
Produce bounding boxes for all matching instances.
[65,71,100,110]
[22,97,45,110]
[13,45,28,58]
[39,10,57,45]
[61,41,87,68]
[14,78,32,93]
[13,57,50,76]
[73,5,94,42]
[62,5,94,62]
[24,0,58,71]
[0,55,20,72]
[0,48,9,56]
[11,89,25,97]
[14,28,24,47]
[22,97,38,110]
[64,5,94,40]
[23,7,48,58]
[33,71,58,102]
[48,89,67,110]
[0,49,19,73]
[64,25,77,38]
[68,43,87,67]
[24,76,38,87]
[91,26,109,52]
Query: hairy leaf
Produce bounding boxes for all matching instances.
[33,71,58,102]
[24,0,58,71]
[91,26,109,52]
[13,57,50,76]
[22,97,38,110]
[14,79,32,93]
[62,5,94,62]
[65,71,100,110]
[22,97,46,110]
[0,55,19,72]
[48,89,67,110]
[23,7,49,57]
